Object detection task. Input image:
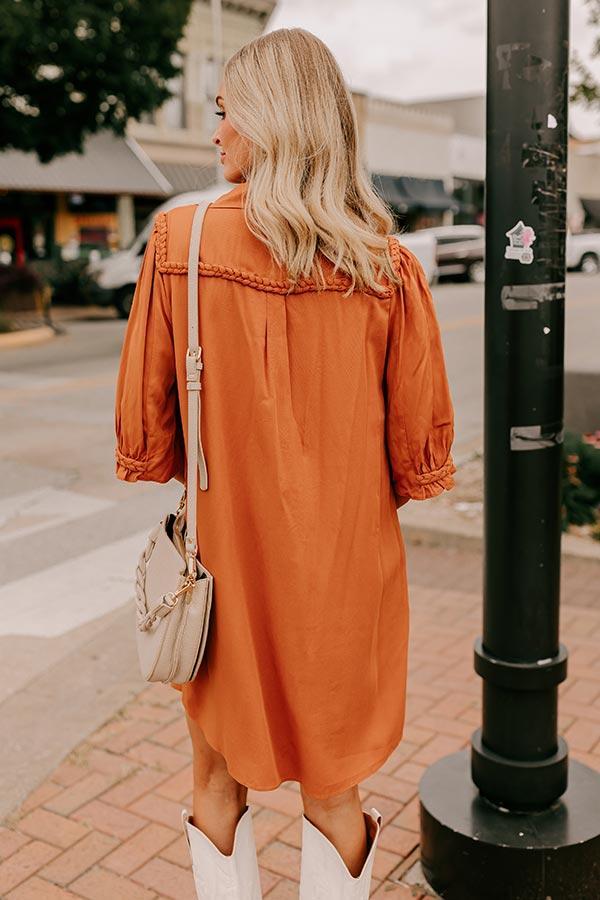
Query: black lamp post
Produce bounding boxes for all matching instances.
[418,2,600,897]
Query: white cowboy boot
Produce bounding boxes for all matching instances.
[181,805,262,899]
[299,806,383,899]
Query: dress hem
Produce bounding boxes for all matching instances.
[171,683,405,799]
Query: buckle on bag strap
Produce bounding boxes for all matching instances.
[185,548,197,575]
[186,347,203,391]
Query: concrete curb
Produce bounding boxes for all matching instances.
[400,444,600,565]
[400,512,600,564]
[0,325,56,350]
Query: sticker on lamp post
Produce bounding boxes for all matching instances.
[505,220,536,264]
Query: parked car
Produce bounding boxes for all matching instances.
[411,224,486,284]
[394,229,437,284]
[566,231,600,274]
[413,224,600,284]
[86,183,229,318]
[405,224,600,283]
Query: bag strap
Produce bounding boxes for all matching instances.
[184,200,211,565]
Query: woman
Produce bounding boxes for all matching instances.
[114,26,456,900]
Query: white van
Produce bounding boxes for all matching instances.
[394,229,437,284]
[86,184,229,318]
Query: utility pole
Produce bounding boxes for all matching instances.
[418,2,600,897]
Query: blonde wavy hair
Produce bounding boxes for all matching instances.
[222,27,403,297]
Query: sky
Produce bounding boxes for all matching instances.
[266,0,600,140]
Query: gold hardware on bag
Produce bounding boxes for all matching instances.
[138,573,197,631]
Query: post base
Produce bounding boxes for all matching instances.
[419,749,600,900]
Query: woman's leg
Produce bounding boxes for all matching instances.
[300,783,369,877]
[185,712,248,855]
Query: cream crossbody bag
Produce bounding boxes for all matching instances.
[134,201,214,684]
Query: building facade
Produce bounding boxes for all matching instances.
[359,94,461,231]
[402,92,600,233]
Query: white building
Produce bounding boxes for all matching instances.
[130,0,276,194]
[401,92,600,232]
[346,91,485,231]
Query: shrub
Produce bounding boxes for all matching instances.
[0,264,45,308]
[30,258,99,306]
[0,264,50,330]
[561,429,600,540]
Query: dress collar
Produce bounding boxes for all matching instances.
[211,180,247,208]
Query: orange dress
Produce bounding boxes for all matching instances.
[114,181,456,798]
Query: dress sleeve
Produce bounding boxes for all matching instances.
[114,217,185,484]
[383,241,457,505]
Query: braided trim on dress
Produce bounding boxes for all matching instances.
[155,212,168,268]
[155,210,399,298]
[115,448,147,474]
[160,263,396,297]
[386,235,404,287]
[414,458,457,485]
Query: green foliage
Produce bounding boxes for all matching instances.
[0,263,44,298]
[0,0,193,162]
[0,262,48,328]
[0,263,44,318]
[561,429,600,539]
[0,313,12,334]
[31,257,99,306]
[570,0,600,109]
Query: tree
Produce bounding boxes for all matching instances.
[0,0,193,163]
[571,0,600,111]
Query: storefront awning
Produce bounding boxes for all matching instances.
[581,197,600,226]
[0,131,172,197]
[371,174,412,212]
[372,173,459,214]
[154,161,218,195]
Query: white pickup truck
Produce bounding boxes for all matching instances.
[566,231,600,274]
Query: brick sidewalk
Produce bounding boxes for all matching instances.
[2,543,600,899]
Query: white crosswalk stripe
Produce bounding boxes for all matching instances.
[0,488,113,544]
[0,531,146,637]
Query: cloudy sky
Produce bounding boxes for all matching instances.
[267,0,600,139]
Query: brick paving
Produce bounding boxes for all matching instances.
[2,541,600,899]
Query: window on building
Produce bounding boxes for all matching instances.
[453,178,485,226]
[162,51,187,130]
[66,194,116,213]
